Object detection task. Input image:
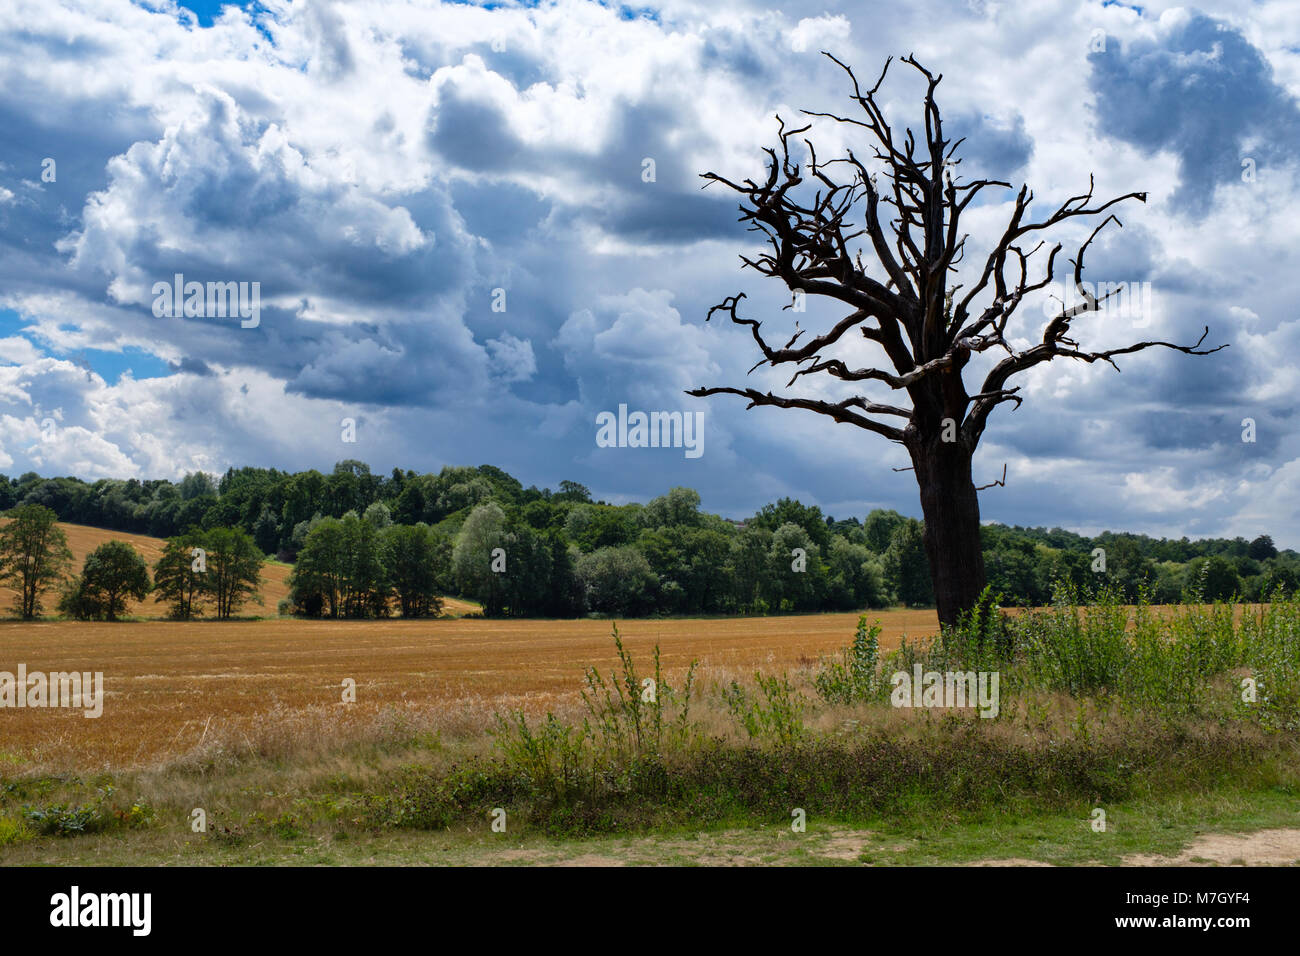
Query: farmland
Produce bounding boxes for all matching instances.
[0,609,938,770]
[0,521,936,769]
[1,523,1297,868]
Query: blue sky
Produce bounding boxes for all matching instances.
[1,0,1299,545]
[173,1,258,27]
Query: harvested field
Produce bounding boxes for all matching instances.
[0,609,939,770]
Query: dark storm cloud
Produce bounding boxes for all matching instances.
[946,110,1033,180]
[428,84,526,171]
[2,0,1299,546]
[427,76,742,243]
[1088,13,1300,217]
[449,179,552,244]
[700,32,772,79]
[168,356,215,376]
[0,96,158,298]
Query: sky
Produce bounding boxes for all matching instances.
[0,0,1298,545]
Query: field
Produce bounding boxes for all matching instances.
[0,522,934,768]
[0,610,938,769]
[1,524,1297,868]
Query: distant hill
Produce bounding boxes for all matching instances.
[0,522,289,619]
[0,522,483,621]
[0,522,481,620]
[0,522,486,621]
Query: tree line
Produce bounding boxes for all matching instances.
[3,464,1296,619]
[0,504,262,620]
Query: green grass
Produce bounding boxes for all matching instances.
[1,783,1296,866]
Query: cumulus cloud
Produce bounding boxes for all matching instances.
[0,0,1296,546]
[1088,10,1300,217]
[486,332,536,383]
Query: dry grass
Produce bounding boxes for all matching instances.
[0,609,939,771]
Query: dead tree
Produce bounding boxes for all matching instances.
[689,53,1226,627]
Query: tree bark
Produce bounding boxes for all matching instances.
[910,435,986,629]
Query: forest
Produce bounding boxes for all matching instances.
[2,462,1295,619]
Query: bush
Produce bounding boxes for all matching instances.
[57,575,105,621]
[814,614,884,704]
[721,673,806,744]
[19,785,154,837]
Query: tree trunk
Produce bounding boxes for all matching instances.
[910,436,987,629]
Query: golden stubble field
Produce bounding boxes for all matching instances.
[0,611,940,770]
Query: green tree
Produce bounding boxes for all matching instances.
[863,509,907,553]
[63,541,150,621]
[637,525,733,614]
[728,525,774,613]
[545,535,586,617]
[0,504,73,619]
[767,522,823,611]
[1248,534,1278,561]
[1042,548,1092,597]
[340,512,388,617]
[290,517,347,617]
[153,533,209,619]
[499,525,553,617]
[641,487,703,529]
[178,471,217,500]
[555,480,592,503]
[252,504,280,554]
[564,503,640,551]
[452,502,509,616]
[363,501,393,530]
[1096,535,1156,601]
[750,498,831,551]
[884,519,934,607]
[1261,559,1300,598]
[382,523,446,618]
[1185,556,1242,602]
[205,527,263,619]
[57,575,103,621]
[577,546,658,616]
[826,537,892,610]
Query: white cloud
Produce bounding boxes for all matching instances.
[486,333,536,383]
[0,336,43,365]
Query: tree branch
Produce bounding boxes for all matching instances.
[684,385,907,442]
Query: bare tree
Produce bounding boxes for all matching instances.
[689,54,1226,627]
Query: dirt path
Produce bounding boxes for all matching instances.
[970,829,1300,867]
[473,827,1300,867]
[1121,829,1300,866]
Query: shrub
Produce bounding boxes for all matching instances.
[815,615,884,704]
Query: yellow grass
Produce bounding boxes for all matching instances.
[0,610,939,770]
